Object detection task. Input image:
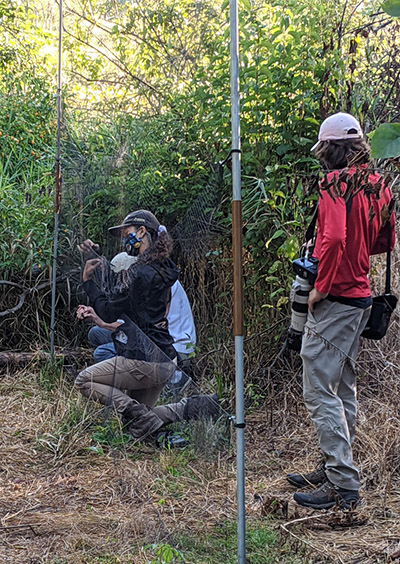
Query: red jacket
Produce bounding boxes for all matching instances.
[313,167,395,298]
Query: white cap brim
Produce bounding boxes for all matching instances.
[310,140,321,152]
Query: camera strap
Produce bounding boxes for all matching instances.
[305,204,318,243]
[305,194,354,243]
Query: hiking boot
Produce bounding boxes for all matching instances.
[122,402,148,424]
[293,480,360,510]
[287,461,327,488]
[122,402,164,442]
[183,394,220,421]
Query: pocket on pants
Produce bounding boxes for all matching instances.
[130,359,175,386]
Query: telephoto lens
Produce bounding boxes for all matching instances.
[286,275,313,351]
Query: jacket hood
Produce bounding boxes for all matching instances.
[149,258,179,288]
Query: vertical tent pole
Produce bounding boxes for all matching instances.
[50,0,63,362]
[229,1,246,562]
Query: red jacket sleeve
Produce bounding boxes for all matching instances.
[314,193,347,295]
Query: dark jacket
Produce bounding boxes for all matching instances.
[83,258,178,361]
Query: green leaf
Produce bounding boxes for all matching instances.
[276,296,289,308]
[382,0,400,17]
[270,287,284,298]
[239,0,251,10]
[370,123,400,158]
[265,229,284,249]
[88,445,104,455]
[276,143,292,155]
[264,275,279,283]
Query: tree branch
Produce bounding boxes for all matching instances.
[64,4,157,53]
[0,283,28,317]
[0,269,80,318]
[63,27,159,93]
[70,70,127,86]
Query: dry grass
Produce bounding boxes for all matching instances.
[243,303,400,564]
[1,332,400,564]
[246,391,400,564]
[0,366,237,564]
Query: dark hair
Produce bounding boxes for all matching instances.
[315,138,370,170]
[137,229,173,264]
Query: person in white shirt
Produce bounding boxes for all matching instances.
[77,252,196,390]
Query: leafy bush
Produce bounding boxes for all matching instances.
[0,80,55,278]
[1,0,400,360]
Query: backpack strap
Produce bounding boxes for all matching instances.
[385,218,392,295]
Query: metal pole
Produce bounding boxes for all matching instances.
[229,1,246,562]
[50,0,63,362]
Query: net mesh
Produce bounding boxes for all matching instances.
[59,110,236,561]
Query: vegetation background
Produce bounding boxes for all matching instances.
[1,1,400,562]
[1,0,399,356]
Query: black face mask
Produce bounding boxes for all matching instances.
[122,232,141,256]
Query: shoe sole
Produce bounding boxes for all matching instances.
[294,498,361,510]
[294,498,336,509]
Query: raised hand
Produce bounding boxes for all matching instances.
[77,239,100,261]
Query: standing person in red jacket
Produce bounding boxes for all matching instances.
[286,113,395,509]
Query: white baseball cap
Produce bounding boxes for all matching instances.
[311,112,363,151]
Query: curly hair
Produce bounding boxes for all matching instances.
[137,230,173,265]
[315,138,370,170]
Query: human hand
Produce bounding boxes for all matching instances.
[78,239,100,261]
[83,258,102,282]
[76,304,87,321]
[308,288,327,313]
[76,305,102,326]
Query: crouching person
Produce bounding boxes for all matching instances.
[75,210,218,441]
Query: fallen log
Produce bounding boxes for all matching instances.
[0,351,48,366]
[0,349,90,367]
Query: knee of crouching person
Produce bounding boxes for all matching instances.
[88,325,104,346]
[74,369,88,389]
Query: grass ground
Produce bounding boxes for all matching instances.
[0,364,304,564]
[0,322,400,563]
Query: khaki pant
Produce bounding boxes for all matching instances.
[75,356,177,416]
[300,299,370,490]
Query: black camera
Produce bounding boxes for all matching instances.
[286,254,319,352]
[292,255,319,285]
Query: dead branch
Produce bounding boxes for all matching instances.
[0,269,80,318]
[0,282,29,317]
